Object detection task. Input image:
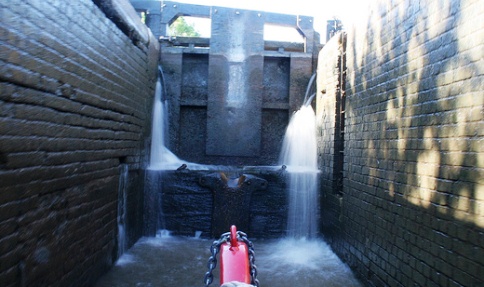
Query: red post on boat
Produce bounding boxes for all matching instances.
[219,225,251,285]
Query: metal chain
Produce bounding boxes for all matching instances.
[238,231,260,287]
[204,232,230,287]
[204,231,259,287]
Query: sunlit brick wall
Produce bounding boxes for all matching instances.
[0,0,158,286]
[318,0,484,286]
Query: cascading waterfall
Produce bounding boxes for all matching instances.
[146,67,233,240]
[149,70,183,170]
[279,73,319,239]
[149,68,320,238]
[98,72,365,286]
[117,164,129,257]
[148,67,225,171]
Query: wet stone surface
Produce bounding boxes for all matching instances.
[144,169,288,239]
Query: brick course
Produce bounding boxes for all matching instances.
[317,0,483,286]
[0,0,157,286]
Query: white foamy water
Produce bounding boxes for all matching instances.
[279,105,319,238]
[95,235,362,287]
[279,105,318,170]
[257,238,362,286]
[148,76,225,171]
[115,253,135,266]
[149,78,190,170]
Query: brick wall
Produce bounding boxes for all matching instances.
[317,0,484,286]
[0,0,158,286]
[316,32,346,238]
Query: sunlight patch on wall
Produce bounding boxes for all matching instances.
[410,129,440,208]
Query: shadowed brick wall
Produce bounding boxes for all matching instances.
[317,0,483,286]
[316,32,346,238]
[0,0,158,286]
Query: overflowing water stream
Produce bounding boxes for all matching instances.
[117,164,129,257]
[148,73,186,170]
[279,104,319,238]
[99,72,363,286]
[148,72,222,171]
[95,232,362,287]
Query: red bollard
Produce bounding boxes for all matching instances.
[219,225,251,285]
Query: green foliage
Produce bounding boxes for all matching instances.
[169,17,201,37]
[140,11,146,24]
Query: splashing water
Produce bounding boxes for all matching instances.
[148,78,177,169]
[279,104,319,238]
[148,74,222,171]
[95,234,362,287]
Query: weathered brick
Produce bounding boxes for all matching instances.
[319,0,484,286]
[1,0,156,286]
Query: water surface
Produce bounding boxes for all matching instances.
[95,233,362,287]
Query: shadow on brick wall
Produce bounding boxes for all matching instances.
[335,0,484,286]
